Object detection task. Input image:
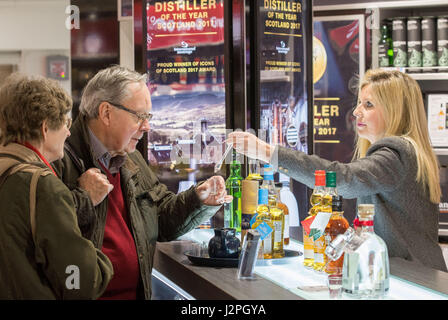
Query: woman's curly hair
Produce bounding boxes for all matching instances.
[0,73,72,145]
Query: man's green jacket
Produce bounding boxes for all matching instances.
[52,115,220,299]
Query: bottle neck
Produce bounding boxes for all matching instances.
[326,186,337,196]
[331,210,344,217]
[230,161,241,177]
[353,217,374,233]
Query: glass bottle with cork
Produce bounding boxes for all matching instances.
[325,204,390,299]
[302,170,326,268]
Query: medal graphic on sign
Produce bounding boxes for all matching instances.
[313,36,327,84]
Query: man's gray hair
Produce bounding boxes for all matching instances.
[79,65,147,119]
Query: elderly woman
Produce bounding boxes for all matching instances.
[229,69,447,272]
[0,74,113,299]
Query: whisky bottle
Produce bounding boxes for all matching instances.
[277,190,290,245]
[302,170,326,268]
[313,171,337,271]
[270,206,285,258]
[264,164,285,258]
[251,203,274,259]
[224,150,243,232]
[324,195,349,274]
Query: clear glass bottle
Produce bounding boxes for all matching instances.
[224,150,243,232]
[325,204,390,299]
[302,170,326,268]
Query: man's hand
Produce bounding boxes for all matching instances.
[77,168,114,206]
[195,175,232,206]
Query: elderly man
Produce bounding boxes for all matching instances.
[53,65,229,300]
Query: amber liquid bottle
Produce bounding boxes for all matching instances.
[324,195,349,274]
[302,170,326,268]
[313,171,337,272]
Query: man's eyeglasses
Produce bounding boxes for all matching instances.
[106,101,153,124]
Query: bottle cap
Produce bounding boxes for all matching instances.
[263,164,274,180]
[314,170,326,186]
[326,171,336,188]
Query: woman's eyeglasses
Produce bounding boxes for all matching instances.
[106,101,153,124]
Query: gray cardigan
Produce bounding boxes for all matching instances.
[272,136,447,272]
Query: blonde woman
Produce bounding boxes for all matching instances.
[228,69,447,271]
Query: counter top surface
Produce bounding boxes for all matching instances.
[153,229,448,300]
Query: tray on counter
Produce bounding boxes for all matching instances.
[184,251,239,268]
[185,249,302,268]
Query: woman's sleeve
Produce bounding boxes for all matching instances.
[33,175,113,299]
[271,138,410,199]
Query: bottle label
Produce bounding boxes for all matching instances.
[249,213,258,228]
[303,231,314,259]
[273,221,283,242]
[263,234,272,254]
[255,222,273,241]
[309,212,332,241]
[258,188,268,205]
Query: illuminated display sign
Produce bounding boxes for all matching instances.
[146,0,226,194]
[258,0,309,153]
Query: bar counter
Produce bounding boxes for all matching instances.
[153,229,448,300]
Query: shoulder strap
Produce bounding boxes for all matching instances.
[0,157,51,243]
[64,143,85,173]
[29,167,52,241]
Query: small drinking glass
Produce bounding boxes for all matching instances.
[327,274,343,299]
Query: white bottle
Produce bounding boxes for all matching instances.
[279,173,299,227]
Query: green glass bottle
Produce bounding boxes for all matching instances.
[379,23,394,67]
[224,150,243,233]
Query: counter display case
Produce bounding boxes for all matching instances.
[153,229,448,300]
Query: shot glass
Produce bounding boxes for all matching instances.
[327,274,343,299]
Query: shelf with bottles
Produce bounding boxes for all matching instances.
[372,4,448,74]
[380,66,448,80]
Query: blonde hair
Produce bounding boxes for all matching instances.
[353,69,441,203]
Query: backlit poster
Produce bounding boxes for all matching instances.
[146,0,225,193]
[258,0,309,154]
[313,16,365,163]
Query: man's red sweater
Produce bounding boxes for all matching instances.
[98,167,140,300]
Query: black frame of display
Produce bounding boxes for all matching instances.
[250,0,314,155]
